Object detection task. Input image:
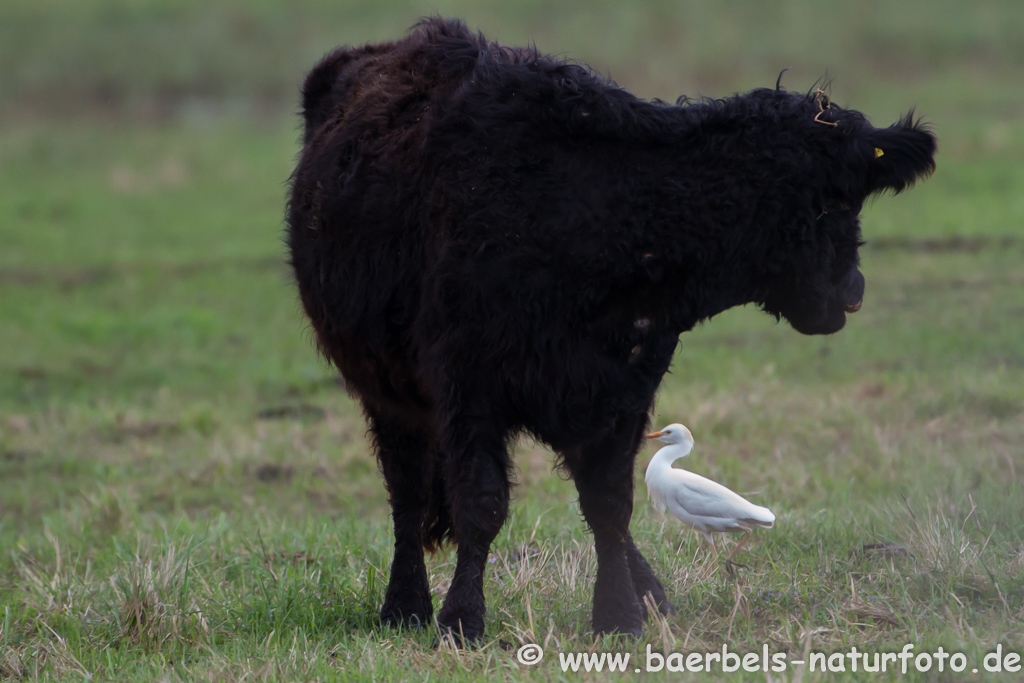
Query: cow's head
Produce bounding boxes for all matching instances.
[753,88,936,335]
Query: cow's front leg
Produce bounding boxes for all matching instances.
[627,533,674,616]
[567,414,651,636]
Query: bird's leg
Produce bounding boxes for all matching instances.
[724,532,751,577]
[693,534,720,580]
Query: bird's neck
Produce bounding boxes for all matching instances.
[646,443,692,479]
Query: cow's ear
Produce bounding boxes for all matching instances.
[863,112,936,195]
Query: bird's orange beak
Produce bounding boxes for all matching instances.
[645,430,663,439]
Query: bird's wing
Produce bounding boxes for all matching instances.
[663,470,775,529]
[647,483,669,513]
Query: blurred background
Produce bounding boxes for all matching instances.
[1,2,1022,677]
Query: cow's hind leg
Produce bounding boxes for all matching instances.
[567,414,656,636]
[369,412,435,629]
[435,419,511,645]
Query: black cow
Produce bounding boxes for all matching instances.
[287,17,936,642]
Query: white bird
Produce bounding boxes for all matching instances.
[644,423,775,573]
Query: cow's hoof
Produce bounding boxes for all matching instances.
[436,611,485,648]
[594,625,645,639]
[435,625,485,649]
[637,591,675,619]
[592,609,645,639]
[645,599,675,617]
[380,601,432,631]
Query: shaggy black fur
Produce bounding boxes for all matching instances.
[287,17,936,642]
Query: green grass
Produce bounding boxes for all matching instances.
[2,1,1024,681]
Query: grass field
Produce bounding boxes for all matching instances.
[1,1,1023,680]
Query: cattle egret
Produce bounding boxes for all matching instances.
[645,424,774,573]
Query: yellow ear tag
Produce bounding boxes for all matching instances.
[874,147,885,158]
